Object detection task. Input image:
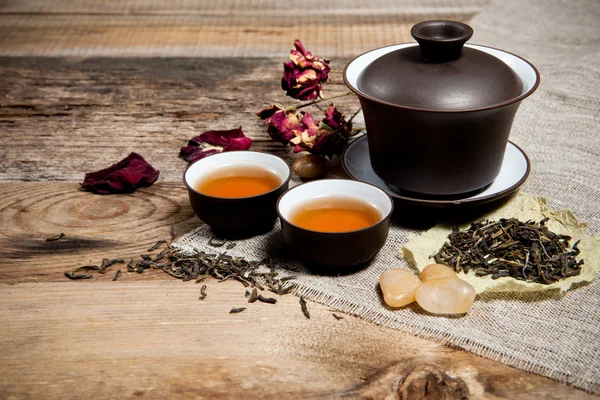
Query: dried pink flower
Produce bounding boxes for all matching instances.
[257,104,301,144]
[323,104,351,136]
[282,40,331,101]
[180,127,252,163]
[289,106,351,158]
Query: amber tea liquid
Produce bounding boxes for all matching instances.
[290,196,381,233]
[197,164,282,198]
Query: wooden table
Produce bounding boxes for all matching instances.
[0,2,595,399]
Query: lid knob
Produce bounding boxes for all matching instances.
[411,20,473,63]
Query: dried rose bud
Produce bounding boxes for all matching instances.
[282,40,331,101]
[179,127,252,163]
[257,104,301,145]
[81,152,159,194]
[322,104,351,136]
[311,129,346,158]
[290,112,320,153]
[288,110,349,158]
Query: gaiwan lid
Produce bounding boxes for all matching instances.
[356,21,524,111]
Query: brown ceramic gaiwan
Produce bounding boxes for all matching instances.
[343,20,540,197]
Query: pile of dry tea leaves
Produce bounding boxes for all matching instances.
[402,192,600,294]
[433,217,584,284]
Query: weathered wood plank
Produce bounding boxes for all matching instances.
[0,0,488,14]
[0,281,591,399]
[0,57,354,182]
[0,0,485,59]
[0,12,478,57]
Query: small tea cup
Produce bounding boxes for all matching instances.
[184,151,291,237]
[277,179,393,271]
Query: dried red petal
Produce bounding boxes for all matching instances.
[268,109,301,144]
[180,147,222,163]
[322,104,352,137]
[300,112,319,136]
[180,127,252,163]
[256,104,284,120]
[188,127,251,151]
[81,152,159,194]
[322,105,344,130]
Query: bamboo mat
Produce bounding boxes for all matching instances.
[0,0,487,57]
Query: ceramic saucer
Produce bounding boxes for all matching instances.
[342,135,530,209]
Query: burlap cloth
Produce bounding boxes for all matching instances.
[174,0,600,394]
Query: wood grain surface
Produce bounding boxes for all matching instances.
[0,0,486,57]
[0,57,354,182]
[0,54,594,398]
[1,282,593,399]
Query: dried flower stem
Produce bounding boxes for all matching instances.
[295,92,355,110]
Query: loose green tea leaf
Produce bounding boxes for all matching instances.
[148,240,167,252]
[46,233,65,242]
[73,265,100,272]
[199,285,207,300]
[208,235,227,248]
[248,288,259,303]
[112,270,121,281]
[258,294,277,304]
[64,271,92,280]
[299,297,310,319]
[332,313,343,320]
[230,307,247,314]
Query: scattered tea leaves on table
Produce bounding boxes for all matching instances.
[226,242,237,250]
[230,307,247,314]
[64,237,306,316]
[64,271,92,280]
[112,270,121,281]
[299,297,310,319]
[332,313,344,320]
[170,225,176,239]
[46,233,65,242]
[433,217,584,284]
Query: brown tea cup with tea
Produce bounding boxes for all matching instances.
[277,179,393,271]
[184,151,291,237]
